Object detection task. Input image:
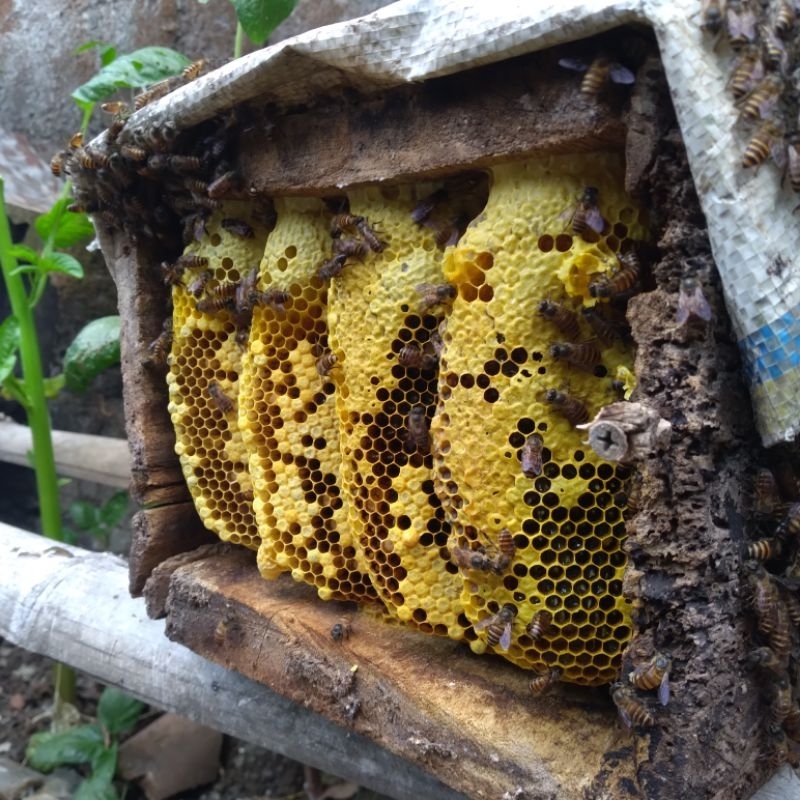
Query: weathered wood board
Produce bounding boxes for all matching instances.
[162,546,640,800]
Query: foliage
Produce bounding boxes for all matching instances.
[63,490,130,549]
[229,0,297,45]
[26,687,144,799]
[64,317,122,394]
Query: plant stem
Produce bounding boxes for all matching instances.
[234,21,244,59]
[0,179,63,543]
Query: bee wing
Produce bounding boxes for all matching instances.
[474,615,495,632]
[617,705,633,729]
[499,623,513,651]
[658,672,670,706]
[584,206,607,234]
[771,137,788,171]
[558,57,589,73]
[609,63,636,85]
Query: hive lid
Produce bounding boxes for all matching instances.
[105,0,799,447]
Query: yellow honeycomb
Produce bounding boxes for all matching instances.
[238,197,377,603]
[165,154,646,686]
[434,155,642,684]
[167,201,272,550]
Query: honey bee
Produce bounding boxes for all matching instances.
[450,545,494,573]
[134,77,176,110]
[747,646,784,675]
[255,287,291,314]
[558,186,607,237]
[50,153,64,177]
[775,1,795,37]
[746,537,783,561]
[207,170,242,198]
[544,388,590,426]
[537,299,581,341]
[475,603,517,651]
[549,340,601,372]
[182,59,207,80]
[411,187,448,224]
[629,653,671,706]
[786,136,800,193]
[701,0,724,36]
[77,147,107,170]
[119,144,148,162]
[493,528,516,573]
[404,405,430,453]
[415,282,457,311]
[610,683,655,728]
[432,215,469,249]
[160,261,185,286]
[169,155,203,173]
[317,253,348,280]
[330,213,364,238]
[333,237,369,260]
[520,433,544,478]
[177,254,210,269]
[581,306,628,344]
[147,317,173,364]
[759,25,788,72]
[736,74,782,122]
[557,57,635,98]
[529,668,562,696]
[754,468,783,518]
[726,0,758,48]
[196,294,235,314]
[751,571,792,661]
[356,217,385,252]
[742,120,786,170]
[316,352,338,377]
[777,501,800,538]
[772,679,794,725]
[525,610,553,641]
[68,132,83,150]
[783,591,800,627]
[100,100,129,115]
[589,251,641,298]
[676,277,713,326]
[398,343,438,370]
[728,46,765,100]
[221,218,254,238]
[187,270,213,298]
[208,381,234,413]
[330,620,351,642]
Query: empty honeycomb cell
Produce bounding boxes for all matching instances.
[237,197,377,603]
[167,201,273,550]
[327,183,468,637]
[432,154,646,686]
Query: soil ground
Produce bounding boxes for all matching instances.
[0,637,391,799]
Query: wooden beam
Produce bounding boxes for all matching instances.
[0,416,130,489]
[0,523,464,800]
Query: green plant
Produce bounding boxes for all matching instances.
[26,686,145,800]
[63,490,130,550]
[197,0,298,58]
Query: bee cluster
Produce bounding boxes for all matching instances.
[743,466,800,766]
[700,0,800,185]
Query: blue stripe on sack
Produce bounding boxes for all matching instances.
[740,309,800,386]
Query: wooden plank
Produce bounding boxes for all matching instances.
[239,50,627,196]
[129,505,216,596]
[165,547,641,800]
[0,523,463,800]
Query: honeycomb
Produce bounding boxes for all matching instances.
[167,200,273,550]
[238,197,376,603]
[166,154,646,686]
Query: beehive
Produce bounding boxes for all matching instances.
[166,153,646,686]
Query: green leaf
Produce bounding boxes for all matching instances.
[39,252,85,279]
[229,0,297,44]
[1,375,29,408]
[72,47,191,106]
[74,40,105,55]
[35,199,95,249]
[100,46,118,67]
[26,725,105,772]
[68,500,101,532]
[75,744,119,800]
[63,316,121,393]
[43,374,66,399]
[0,317,20,385]
[97,688,144,736]
[99,491,130,527]
[8,244,39,264]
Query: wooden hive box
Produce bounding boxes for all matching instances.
[76,8,782,799]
